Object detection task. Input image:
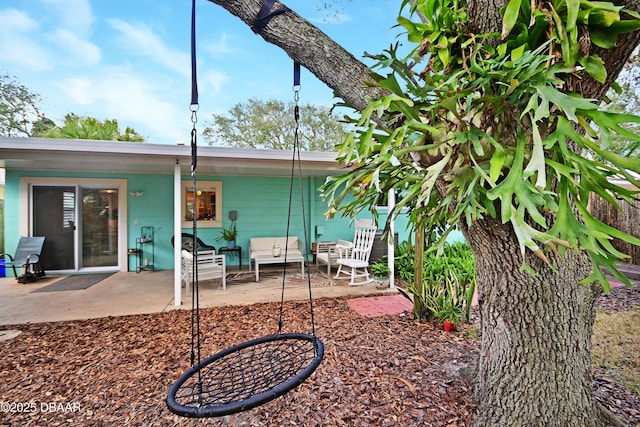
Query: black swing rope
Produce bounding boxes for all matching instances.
[188,0,202,382]
[276,61,317,338]
[166,0,324,418]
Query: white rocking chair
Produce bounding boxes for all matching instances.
[334,219,377,286]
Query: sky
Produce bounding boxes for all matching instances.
[0,0,404,145]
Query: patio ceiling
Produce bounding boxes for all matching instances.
[0,137,351,177]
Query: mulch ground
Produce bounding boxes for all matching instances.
[0,282,638,426]
[594,281,640,427]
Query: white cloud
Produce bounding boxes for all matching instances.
[59,77,94,105]
[0,40,53,71]
[41,0,94,35]
[0,8,38,32]
[106,18,190,76]
[0,8,52,70]
[0,3,99,70]
[202,70,231,96]
[49,29,102,65]
[56,70,183,143]
[204,32,233,58]
[39,0,99,66]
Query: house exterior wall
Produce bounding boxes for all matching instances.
[4,170,410,275]
[180,175,410,267]
[4,172,23,263]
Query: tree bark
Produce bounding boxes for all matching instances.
[206,1,639,425]
[467,0,508,36]
[461,217,603,425]
[461,0,640,420]
[588,0,640,100]
[206,0,387,112]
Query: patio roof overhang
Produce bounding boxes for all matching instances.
[0,137,350,177]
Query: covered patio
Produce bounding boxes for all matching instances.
[0,265,398,326]
[1,137,404,309]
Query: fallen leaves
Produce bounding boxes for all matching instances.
[0,298,479,426]
[0,288,638,426]
[386,375,418,394]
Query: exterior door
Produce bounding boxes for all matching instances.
[80,188,118,268]
[32,185,120,271]
[32,186,76,270]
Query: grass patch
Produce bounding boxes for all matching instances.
[592,307,640,393]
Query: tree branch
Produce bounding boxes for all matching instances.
[206,0,387,111]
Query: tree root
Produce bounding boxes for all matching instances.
[597,402,625,427]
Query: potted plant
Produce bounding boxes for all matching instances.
[371,261,391,287]
[216,223,237,248]
[435,298,463,332]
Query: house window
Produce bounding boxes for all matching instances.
[182,181,222,228]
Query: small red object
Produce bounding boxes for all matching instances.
[443,320,456,332]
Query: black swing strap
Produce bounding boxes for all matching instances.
[251,0,290,33]
[189,0,202,373]
[277,61,317,337]
[190,0,198,106]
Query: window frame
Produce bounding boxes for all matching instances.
[181,180,222,228]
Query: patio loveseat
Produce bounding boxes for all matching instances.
[249,236,305,281]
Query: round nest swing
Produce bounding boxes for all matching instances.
[167,333,324,418]
[166,0,323,418]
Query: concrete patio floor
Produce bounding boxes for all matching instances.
[4,263,635,327]
[0,266,398,326]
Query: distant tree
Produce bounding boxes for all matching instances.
[0,73,44,137]
[605,48,640,158]
[39,114,145,142]
[30,116,57,137]
[202,98,347,151]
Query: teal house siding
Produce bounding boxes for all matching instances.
[4,170,179,273]
[1,140,413,276]
[126,173,174,271]
[4,169,411,275]
[183,175,409,267]
[3,172,21,259]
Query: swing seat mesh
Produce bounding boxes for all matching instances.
[167,333,324,418]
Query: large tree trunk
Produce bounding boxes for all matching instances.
[207,1,639,425]
[462,218,602,425]
[460,0,634,423]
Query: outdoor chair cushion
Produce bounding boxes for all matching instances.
[249,237,303,271]
[316,239,351,274]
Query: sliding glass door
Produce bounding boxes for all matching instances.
[32,185,120,271]
[81,188,119,268]
[33,186,76,270]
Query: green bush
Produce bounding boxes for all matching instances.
[397,241,476,323]
[394,240,417,282]
[371,261,391,278]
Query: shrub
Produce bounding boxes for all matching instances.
[398,241,476,323]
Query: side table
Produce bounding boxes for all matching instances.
[219,246,242,270]
[127,248,141,272]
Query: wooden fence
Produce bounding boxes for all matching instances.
[590,188,640,265]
